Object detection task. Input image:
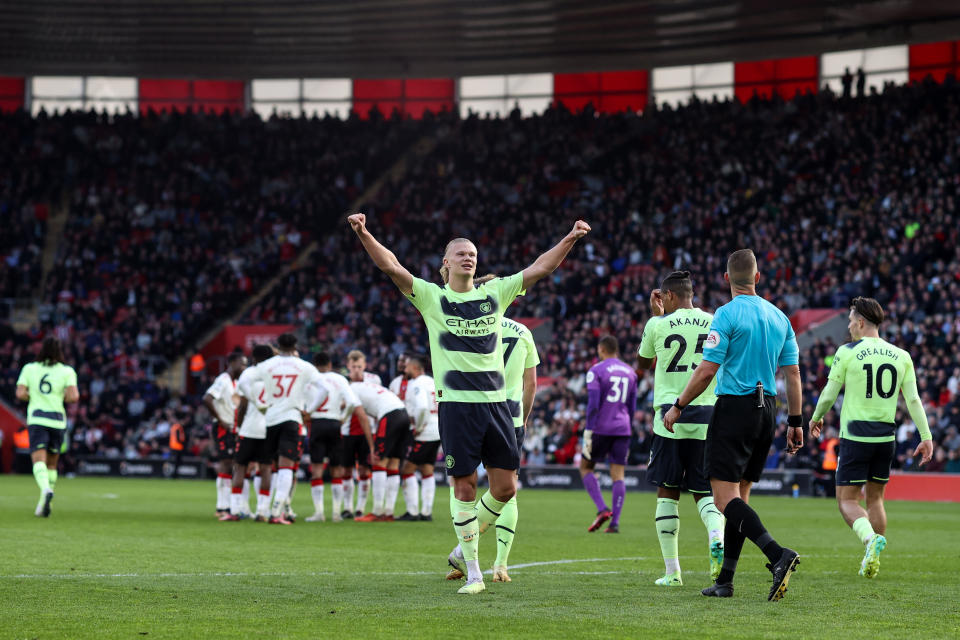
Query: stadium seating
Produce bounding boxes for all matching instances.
[1,106,427,460]
[3,79,959,472]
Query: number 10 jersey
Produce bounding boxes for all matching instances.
[826,336,917,443]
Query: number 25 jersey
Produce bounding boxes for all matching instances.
[638,307,717,440]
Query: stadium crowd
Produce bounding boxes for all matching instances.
[0,110,61,306]
[3,77,960,476]
[1,106,428,465]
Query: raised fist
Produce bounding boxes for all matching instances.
[347,213,367,233]
[570,219,591,240]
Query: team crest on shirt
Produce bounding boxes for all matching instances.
[479,301,492,314]
[445,455,455,469]
[703,330,721,349]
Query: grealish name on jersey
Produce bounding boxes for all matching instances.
[853,346,899,361]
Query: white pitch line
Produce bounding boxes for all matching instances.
[0,553,929,580]
[486,556,648,573]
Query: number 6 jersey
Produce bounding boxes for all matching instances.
[638,307,717,440]
[16,361,77,430]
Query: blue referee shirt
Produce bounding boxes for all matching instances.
[701,294,799,396]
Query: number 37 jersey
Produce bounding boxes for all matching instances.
[638,307,717,440]
[252,355,324,427]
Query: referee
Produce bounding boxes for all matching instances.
[663,249,804,602]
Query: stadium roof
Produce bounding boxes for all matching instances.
[2,0,960,78]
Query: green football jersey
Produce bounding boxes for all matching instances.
[638,307,717,440]
[827,336,916,442]
[405,272,524,403]
[501,317,540,427]
[16,361,78,429]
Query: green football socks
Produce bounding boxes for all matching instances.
[33,461,50,492]
[656,498,680,575]
[452,498,479,561]
[696,495,725,539]
[48,469,58,491]
[476,492,507,532]
[852,516,876,545]
[494,496,518,567]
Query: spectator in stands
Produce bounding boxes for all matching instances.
[4,78,960,475]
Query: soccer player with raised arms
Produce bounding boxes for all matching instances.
[348,212,589,594]
[16,337,79,517]
[637,271,724,586]
[809,297,933,578]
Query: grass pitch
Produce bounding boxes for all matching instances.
[2,476,959,639]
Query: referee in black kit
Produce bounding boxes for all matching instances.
[663,249,804,601]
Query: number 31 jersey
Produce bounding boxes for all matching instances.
[638,307,717,440]
[585,358,638,437]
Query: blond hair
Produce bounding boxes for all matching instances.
[440,238,475,284]
[346,349,366,362]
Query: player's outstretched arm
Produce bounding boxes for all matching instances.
[347,213,414,296]
[521,220,591,291]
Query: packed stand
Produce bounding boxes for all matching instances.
[2,106,428,462]
[0,110,67,311]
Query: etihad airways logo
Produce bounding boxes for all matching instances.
[445,316,497,329]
